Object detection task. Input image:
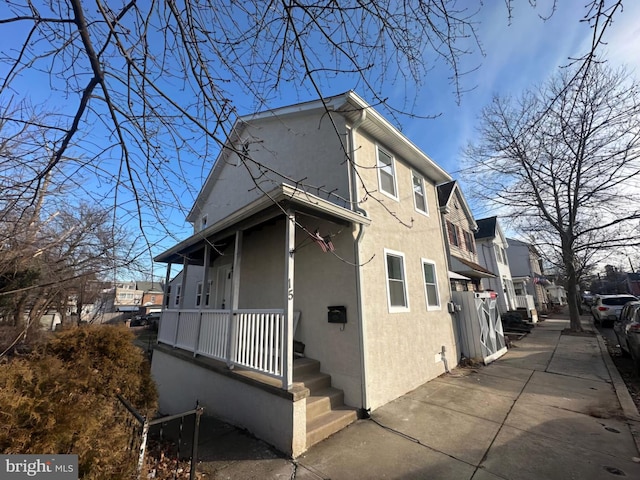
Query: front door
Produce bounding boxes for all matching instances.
[215,265,232,309]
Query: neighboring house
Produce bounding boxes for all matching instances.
[153,91,458,457]
[113,281,144,313]
[627,273,640,296]
[137,281,164,315]
[506,238,551,315]
[546,282,567,305]
[474,217,517,314]
[437,180,496,291]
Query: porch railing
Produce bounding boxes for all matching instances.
[514,294,535,311]
[157,309,287,386]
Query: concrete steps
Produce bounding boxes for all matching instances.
[293,357,357,449]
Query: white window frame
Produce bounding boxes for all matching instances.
[376,146,399,200]
[384,248,409,312]
[196,282,203,307]
[412,171,428,215]
[205,279,212,307]
[421,258,441,311]
[174,285,181,307]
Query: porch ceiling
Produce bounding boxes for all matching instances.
[154,184,370,265]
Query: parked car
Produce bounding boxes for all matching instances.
[614,301,640,370]
[582,291,595,306]
[591,294,638,327]
[130,312,161,328]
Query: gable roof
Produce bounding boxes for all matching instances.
[437,180,456,207]
[187,91,451,223]
[474,216,498,240]
[437,180,478,231]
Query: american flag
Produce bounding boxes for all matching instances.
[312,230,334,252]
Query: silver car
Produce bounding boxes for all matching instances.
[614,301,640,371]
[591,294,638,327]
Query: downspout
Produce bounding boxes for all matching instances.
[348,109,371,418]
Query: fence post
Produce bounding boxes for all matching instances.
[137,418,149,479]
[190,404,204,480]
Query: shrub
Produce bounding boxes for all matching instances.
[0,324,157,479]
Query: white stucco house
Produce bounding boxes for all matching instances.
[474,217,517,314]
[152,91,459,457]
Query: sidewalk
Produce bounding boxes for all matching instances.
[193,314,640,479]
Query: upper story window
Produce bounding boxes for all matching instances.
[377,147,398,199]
[447,221,460,247]
[412,172,428,215]
[496,245,508,264]
[384,249,409,312]
[463,231,476,254]
[201,215,208,230]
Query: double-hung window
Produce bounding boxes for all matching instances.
[385,249,408,311]
[422,259,440,310]
[412,172,428,215]
[377,147,397,199]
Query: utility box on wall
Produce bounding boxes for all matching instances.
[327,305,347,324]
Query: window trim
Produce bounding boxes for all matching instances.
[196,282,203,307]
[376,146,399,201]
[174,285,182,307]
[205,279,212,307]
[411,171,429,216]
[447,221,460,247]
[421,258,441,311]
[384,248,409,312]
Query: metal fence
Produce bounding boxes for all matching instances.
[116,394,203,480]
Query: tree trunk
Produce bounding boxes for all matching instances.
[562,242,583,332]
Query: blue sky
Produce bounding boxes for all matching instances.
[402,0,640,177]
[221,1,639,179]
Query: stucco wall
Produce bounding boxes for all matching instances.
[151,349,305,456]
[196,111,350,229]
[236,215,362,407]
[351,128,459,411]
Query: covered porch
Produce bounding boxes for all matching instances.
[154,184,370,391]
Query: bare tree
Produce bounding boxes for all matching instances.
[464,63,640,331]
[0,1,626,246]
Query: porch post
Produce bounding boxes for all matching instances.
[193,243,211,357]
[226,230,243,367]
[163,262,174,344]
[163,263,172,309]
[175,256,189,348]
[282,210,295,390]
[179,256,189,310]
